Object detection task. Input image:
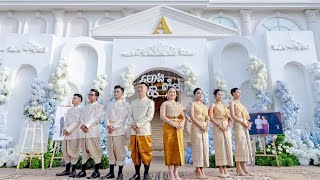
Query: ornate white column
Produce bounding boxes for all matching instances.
[53,10,64,37]
[240,9,252,36]
[305,9,319,58]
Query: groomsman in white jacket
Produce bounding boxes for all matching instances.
[76,89,104,179]
[102,85,129,180]
[56,94,83,178]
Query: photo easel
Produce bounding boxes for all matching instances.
[50,140,63,168]
[252,134,280,167]
[16,123,45,171]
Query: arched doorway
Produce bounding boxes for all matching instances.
[127,69,191,151]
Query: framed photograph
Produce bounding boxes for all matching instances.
[249,112,284,135]
[52,106,72,141]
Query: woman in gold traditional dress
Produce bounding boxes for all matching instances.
[160,87,185,180]
[209,89,233,178]
[230,88,253,176]
[190,88,209,179]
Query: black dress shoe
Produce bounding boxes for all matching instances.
[56,170,70,176]
[69,170,76,178]
[87,171,100,179]
[129,174,140,180]
[76,171,87,178]
[143,174,150,180]
[101,172,115,179]
[116,173,124,180]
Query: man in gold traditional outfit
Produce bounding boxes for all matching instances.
[128,82,155,180]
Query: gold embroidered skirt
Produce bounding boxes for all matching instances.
[163,118,184,166]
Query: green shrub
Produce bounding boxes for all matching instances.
[17,153,109,169]
[18,152,63,169]
[255,153,299,166]
[209,155,215,168]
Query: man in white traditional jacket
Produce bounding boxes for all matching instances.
[76,89,104,179]
[102,85,129,180]
[56,94,83,178]
[128,82,155,180]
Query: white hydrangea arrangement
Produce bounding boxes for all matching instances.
[92,74,108,95]
[180,64,197,97]
[47,59,70,102]
[274,80,301,130]
[0,113,12,149]
[24,80,49,122]
[214,73,232,104]
[284,129,320,165]
[248,56,272,112]
[248,56,268,92]
[0,113,19,167]
[0,66,9,104]
[0,148,19,167]
[309,62,320,128]
[273,80,320,166]
[120,65,135,98]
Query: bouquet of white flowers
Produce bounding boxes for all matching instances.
[47,59,70,102]
[24,80,50,122]
[0,66,9,104]
[248,56,272,112]
[120,65,135,98]
[92,74,108,95]
[215,73,232,104]
[181,64,197,97]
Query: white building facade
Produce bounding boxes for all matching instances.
[0,0,320,148]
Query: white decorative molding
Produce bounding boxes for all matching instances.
[6,41,48,53]
[240,9,252,22]
[121,42,197,57]
[304,9,319,23]
[190,8,203,17]
[121,8,135,17]
[92,6,238,39]
[271,40,310,50]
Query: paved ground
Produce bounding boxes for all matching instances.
[0,152,319,180]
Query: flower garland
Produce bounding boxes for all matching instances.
[47,59,70,102]
[214,73,232,104]
[248,56,272,112]
[274,80,301,130]
[180,64,197,97]
[0,66,9,104]
[120,65,135,98]
[92,74,108,95]
[310,62,320,128]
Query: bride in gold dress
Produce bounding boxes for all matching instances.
[208,89,233,178]
[230,88,253,176]
[190,88,209,179]
[160,87,185,180]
